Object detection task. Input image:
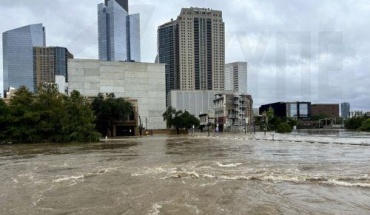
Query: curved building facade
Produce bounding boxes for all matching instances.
[3,24,45,94]
[98,0,140,62]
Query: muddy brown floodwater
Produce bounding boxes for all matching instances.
[1,132,370,214]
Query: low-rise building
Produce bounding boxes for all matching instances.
[169,90,234,117]
[259,101,311,120]
[311,104,339,119]
[214,93,253,132]
[68,59,166,130]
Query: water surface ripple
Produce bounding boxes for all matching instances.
[1,132,370,215]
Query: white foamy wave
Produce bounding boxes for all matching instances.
[216,162,242,168]
[252,132,370,146]
[203,174,216,179]
[12,178,19,184]
[52,175,84,183]
[324,179,370,188]
[52,168,115,183]
[164,170,200,180]
[132,167,177,177]
[149,203,162,215]
[219,175,248,180]
[262,175,300,183]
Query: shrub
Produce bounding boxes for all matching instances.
[276,122,292,133]
[359,119,370,132]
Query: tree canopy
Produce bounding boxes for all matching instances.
[345,116,367,130]
[0,85,100,144]
[91,93,133,137]
[162,107,200,134]
[359,119,370,132]
[162,106,176,129]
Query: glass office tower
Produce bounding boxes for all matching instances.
[341,102,350,120]
[3,24,45,94]
[158,20,180,106]
[98,0,140,62]
[127,14,141,62]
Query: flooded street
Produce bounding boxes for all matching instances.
[1,132,370,215]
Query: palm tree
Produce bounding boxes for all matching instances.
[162,106,176,129]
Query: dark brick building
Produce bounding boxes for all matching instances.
[311,104,339,119]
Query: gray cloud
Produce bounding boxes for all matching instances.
[0,0,369,111]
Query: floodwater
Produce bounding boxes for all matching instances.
[1,131,370,215]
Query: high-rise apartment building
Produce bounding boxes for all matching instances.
[158,20,179,101]
[158,7,225,94]
[3,24,45,94]
[225,62,247,93]
[98,0,140,62]
[341,102,350,120]
[33,47,73,92]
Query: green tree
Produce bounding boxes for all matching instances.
[63,90,101,142]
[345,117,366,130]
[34,83,67,142]
[276,122,292,133]
[91,93,133,137]
[0,98,10,142]
[7,86,40,143]
[359,119,370,132]
[4,85,100,143]
[172,110,200,134]
[263,107,278,131]
[287,117,298,128]
[162,106,176,129]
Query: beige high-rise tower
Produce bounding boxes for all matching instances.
[158,7,225,92]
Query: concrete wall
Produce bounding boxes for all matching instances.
[169,90,235,117]
[68,59,166,130]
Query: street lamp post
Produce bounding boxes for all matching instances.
[207,115,210,137]
[138,115,143,137]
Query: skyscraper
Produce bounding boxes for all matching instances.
[341,102,350,120]
[158,7,225,93]
[105,0,128,12]
[158,20,179,102]
[225,62,248,93]
[98,0,141,62]
[3,24,45,94]
[33,47,73,92]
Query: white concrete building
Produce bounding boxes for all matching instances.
[55,75,67,94]
[225,62,247,94]
[169,90,234,117]
[68,59,166,130]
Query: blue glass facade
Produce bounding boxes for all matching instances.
[127,14,141,62]
[98,0,140,62]
[3,24,45,94]
[158,21,179,106]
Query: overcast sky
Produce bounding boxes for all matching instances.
[1,0,369,110]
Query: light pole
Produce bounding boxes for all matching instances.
[138,115,143,137]
[207,115,210,137]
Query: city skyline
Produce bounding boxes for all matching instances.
[1,0,369,110]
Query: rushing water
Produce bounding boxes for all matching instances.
[1,131,370,215]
